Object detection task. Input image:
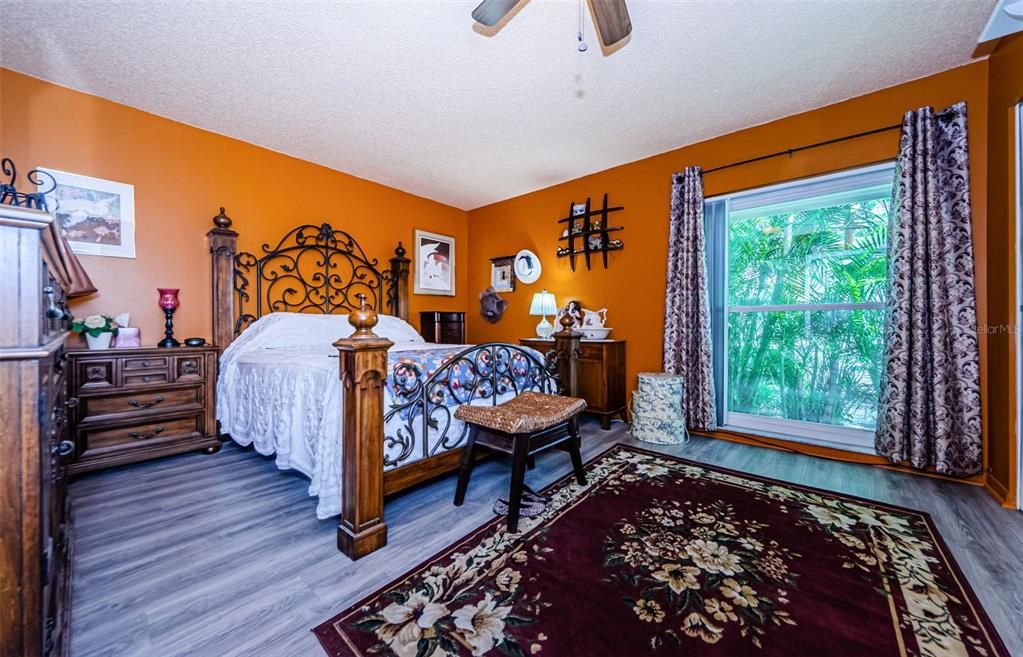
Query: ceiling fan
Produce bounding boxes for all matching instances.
[472,0,632,49]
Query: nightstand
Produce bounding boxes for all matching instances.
[420,311,466,344]
[520,338,627,429]
[66,345,221,474]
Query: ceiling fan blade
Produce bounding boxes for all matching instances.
[472,0,521,27]
[590,0,632,47]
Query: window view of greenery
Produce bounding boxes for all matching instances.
[726,187,890,431]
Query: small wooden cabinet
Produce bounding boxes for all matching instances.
[420,311,466,344]
[520,338,627,429]
[66,346,221,474]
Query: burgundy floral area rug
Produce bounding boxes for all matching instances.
[314,445,1008,657]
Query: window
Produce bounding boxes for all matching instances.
[707,164,895,452]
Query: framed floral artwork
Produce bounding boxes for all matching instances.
[38,168,136,258]
[414,229,455,296]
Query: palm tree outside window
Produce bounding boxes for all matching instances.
[705,163,895,452]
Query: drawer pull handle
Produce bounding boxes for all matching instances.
[129,426,165,440]
[142,360,150,367]
[53,440,75,457]
[65,397,80,408]
[128,395,165,409]
[42,286,63,319]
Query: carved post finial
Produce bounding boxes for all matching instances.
[389,242,411,321]
[348,293,379,338]
[212,207,232,229]
[208,207,238,351]
[557,312,577,334]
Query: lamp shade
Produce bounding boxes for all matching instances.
[529,290,557,316]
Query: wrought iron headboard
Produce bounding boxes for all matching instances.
[207,209,410,344]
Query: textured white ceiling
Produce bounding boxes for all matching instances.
[0,0,995,209]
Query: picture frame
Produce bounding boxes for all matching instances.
[39,168,136,259]
[490,255,516,293]
[414,229,456,296]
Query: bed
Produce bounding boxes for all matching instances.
[207,210,581,558]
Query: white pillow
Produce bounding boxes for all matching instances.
[224,312,423,357]
[376,314,426,344]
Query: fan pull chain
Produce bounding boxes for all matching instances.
[577,0,588,51]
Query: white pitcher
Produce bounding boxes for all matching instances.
[580,307,608,328]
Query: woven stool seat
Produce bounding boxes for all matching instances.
[454,391,588,533]
[455,391,587,434]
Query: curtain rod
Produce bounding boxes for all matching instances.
[702,123,902,175]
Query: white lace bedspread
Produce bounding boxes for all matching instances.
[217,313,474,519]
[220,342,473,518]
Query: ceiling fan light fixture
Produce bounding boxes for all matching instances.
[1005,0,1023,19]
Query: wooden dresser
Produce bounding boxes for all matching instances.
[66,346,221,474]
[419,311,466,344]
[520,338,627,429]
[0,206,73,657]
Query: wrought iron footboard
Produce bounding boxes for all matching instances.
[383,342,560,467]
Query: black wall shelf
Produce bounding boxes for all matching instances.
[555,193,625,271]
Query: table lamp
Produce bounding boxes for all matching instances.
[529,289,557,339]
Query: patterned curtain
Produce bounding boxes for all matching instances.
[875,102,982,476]
[663,167,717,430]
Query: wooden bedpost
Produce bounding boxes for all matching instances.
[208,207,237,351]
[334,294,394,559]
[389,242,410,321]
[553,314,581,397]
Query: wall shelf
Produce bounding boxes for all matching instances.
[555,193,625,271]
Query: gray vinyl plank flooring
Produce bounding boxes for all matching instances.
[69,419,1023,657]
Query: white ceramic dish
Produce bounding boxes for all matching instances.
[582,327,612,340]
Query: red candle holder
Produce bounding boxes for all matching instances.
[157,288,181,348]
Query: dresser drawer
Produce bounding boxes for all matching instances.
[76,414,205,457]
[122,370,170,387]
[436,326,464,344]
[173,355,204,381]
[76,358,116,389]
[122,355,169,371]
[579,342,607,360]
[79,386,203,423]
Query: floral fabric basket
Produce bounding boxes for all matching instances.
[629,372,689,445]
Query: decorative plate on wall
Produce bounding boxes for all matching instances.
[514,249,541,284]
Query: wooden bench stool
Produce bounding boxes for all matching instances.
[453,391,588,532]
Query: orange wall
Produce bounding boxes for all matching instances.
[985,33,1023,502]
[467,62,991,475]
[0,68,469,344]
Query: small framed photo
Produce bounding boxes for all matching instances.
[490,256,516,293]
[414,229,455,296]
[39,168,136,259]
[572,202,587,216]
